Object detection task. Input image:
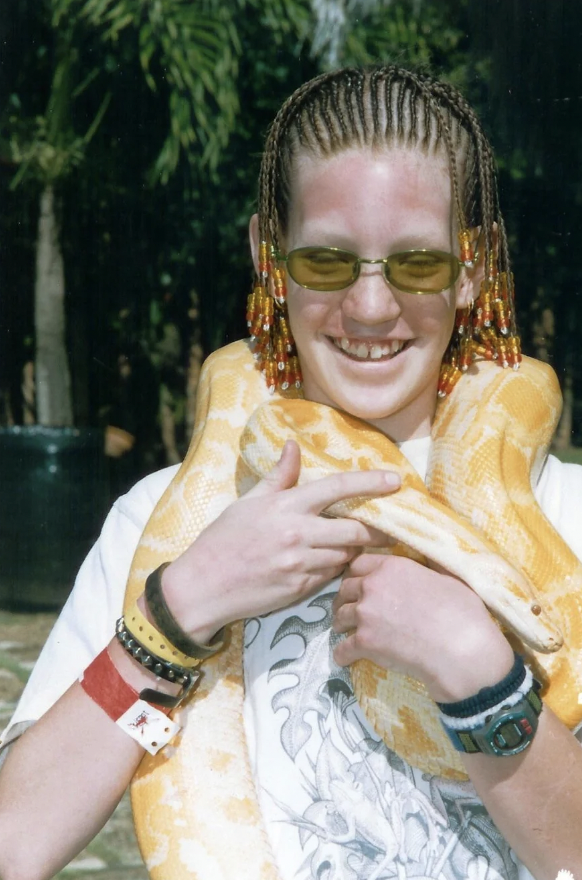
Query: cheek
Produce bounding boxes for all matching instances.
[413,294,457,335]
[286,292,336,341]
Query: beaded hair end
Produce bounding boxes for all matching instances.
[247,241,302,393]
[438,262,522,398]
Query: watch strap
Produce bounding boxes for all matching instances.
[441,682,543,756]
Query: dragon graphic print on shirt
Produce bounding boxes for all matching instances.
[243,589,524,880]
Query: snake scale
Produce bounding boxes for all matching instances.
[122,339,582,879]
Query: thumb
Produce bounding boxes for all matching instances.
[248,440,301,496]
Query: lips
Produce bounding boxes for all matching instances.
[332,336,406,360]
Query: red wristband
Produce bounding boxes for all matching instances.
[80,648,171,718]
[80,649,181,755]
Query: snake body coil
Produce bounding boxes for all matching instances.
[123,340,582,879]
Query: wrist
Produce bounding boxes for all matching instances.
[436,655,543,757]
[424,632,515,703]
[160,559,225,645]
[81,647,181,754]
[108,636,182,697]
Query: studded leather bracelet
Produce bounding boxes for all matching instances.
[115,617,201,708]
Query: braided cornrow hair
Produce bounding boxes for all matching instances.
[246,65,521,396]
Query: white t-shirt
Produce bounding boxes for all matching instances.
[3,438,582,880]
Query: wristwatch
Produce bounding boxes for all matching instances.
[441,684,543,756]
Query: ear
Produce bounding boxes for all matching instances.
[249,214,260,276]
[456,258,482,309]
[455,225,497,310]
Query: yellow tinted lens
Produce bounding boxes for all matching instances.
[387,251,458,292]
[288,247,355,290]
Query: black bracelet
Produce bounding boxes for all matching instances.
[144,563,226,659]
[436,652,527,719]
[115,617,201,708]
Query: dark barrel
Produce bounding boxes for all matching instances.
[0,426,110,609]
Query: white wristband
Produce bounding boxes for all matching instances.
[116,699,181,755]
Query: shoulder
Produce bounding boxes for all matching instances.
[111,464,180,532]
[535,453,582,560]
[1,464,180,736]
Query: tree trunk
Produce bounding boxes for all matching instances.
[35,184,73,426]
[185,291,203,443]
[159,383,181,465]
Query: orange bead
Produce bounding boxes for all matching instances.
[458,229,474,267]
[459,339,472,372]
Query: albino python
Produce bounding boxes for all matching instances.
[123,339,582,879]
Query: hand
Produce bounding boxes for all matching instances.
[161,441,400,643]
[332,552,515,702]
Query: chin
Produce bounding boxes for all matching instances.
[336,398,405,423]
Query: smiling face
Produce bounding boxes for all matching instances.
[250,147,478,441]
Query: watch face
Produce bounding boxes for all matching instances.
[442,687,542,757]
[483,707,538,756]
[491,715,534,753]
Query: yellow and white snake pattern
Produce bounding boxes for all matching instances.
[122,339,582,880]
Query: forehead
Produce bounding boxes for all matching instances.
[287,147,454,246]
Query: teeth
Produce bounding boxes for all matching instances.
[334,338,405,359]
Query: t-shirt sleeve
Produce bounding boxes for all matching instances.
[534,453,582,562]
[0,465,179,747]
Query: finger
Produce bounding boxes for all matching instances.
[345,551,391,578]
[309,517,395,549]
[333,575,361,609]
[304,547,360,570]
[246,440,301,497]
[333,633,363,668]
[331,576,360,616]
[296,469,401,514]
[332,600,357,634]
[300,564,351,595]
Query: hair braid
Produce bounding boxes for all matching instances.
[247,65,521,396]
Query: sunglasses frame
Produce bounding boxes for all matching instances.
[275,245,467,295]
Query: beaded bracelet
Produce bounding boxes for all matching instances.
[115,617,201,708]
[144,562,226,659]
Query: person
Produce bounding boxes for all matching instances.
[1,64,582,880]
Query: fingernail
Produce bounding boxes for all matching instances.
[383,472,401,489]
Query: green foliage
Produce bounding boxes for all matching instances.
[340,0,469,74]
[3,25,111,188]
[50,0,243,178]
[0,0,491,450]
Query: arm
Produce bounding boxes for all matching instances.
[464,707,582,878]
[0,640,176,880]
[332,553,582,879]
[0,444,399,880]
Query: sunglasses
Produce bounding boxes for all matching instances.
[275,246,466,294]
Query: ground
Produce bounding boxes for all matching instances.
[0,608,148,880]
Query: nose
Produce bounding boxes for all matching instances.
[341,267,402,325]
